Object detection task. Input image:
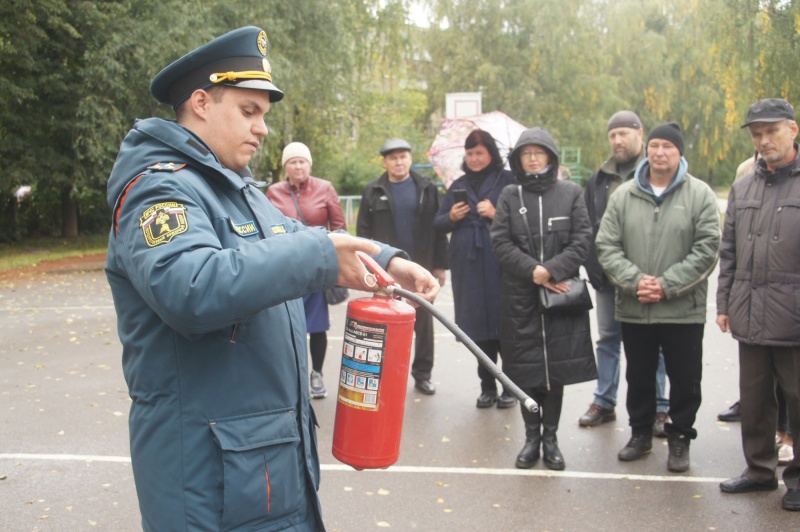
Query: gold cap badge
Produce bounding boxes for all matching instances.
[257,31,268,56]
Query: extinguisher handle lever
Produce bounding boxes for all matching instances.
[355,250,397,289]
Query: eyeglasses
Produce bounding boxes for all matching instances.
[520,150,548,159]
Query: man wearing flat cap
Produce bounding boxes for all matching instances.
[597,122,720,473]
[717,98,800,511]
[579,111,670,436]
[357,139,448,395]
[105,27,439,531]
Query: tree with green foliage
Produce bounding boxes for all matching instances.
[3,0,800,241]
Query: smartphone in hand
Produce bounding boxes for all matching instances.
[453,189,468,204]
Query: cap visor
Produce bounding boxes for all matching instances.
[741,117,787,128]
[231,79,284,102]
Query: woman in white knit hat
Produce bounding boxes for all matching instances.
[267,142,346,398]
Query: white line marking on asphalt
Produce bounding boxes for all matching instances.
[322,464,728,483]
[0,306,116,311]
[0,453,728,483]
[1,453,131,463]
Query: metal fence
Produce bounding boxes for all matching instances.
[339,195,361,230]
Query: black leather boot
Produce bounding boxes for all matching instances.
[515,406,541,469]
[541,388,565,471]
[542,424,565,470]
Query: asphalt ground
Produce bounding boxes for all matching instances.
[1,260,797,531]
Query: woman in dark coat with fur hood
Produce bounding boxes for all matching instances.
[490,127,596,470]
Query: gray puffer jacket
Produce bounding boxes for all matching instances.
[717,146,800,346]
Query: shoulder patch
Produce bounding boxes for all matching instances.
[147,162,187,172]
[270,223,287,235]
[140,202,189,247]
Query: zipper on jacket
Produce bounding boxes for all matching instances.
[264,456,272,514]
[538,195,551,391]
[653,205,660,222]
[229,323,239,344]
[774,206,783,241]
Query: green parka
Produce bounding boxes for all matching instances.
[596,157,720,324]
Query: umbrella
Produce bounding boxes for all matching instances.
[426,111,528,189]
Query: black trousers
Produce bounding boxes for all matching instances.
[309,331,327,373]
[411,307,434,381]
[621,323,704,439]
[475,339,502,393]
[738,343,800,488]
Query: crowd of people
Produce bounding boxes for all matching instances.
[105,26,800,529]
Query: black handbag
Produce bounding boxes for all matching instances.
[538,276,593,314]
[516,186,593,315]
[289,188,350,306]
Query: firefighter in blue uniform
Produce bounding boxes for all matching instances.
[105,26,439,531]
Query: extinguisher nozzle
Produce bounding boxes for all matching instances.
[523,398,539,413]
[392,284,540,413]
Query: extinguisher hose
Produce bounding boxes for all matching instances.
[389,286,539,413]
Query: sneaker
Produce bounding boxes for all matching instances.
[414,379,436,395]
[618,434,652,461]
[653,412,670,438]
[310,371,327,399]
[579,403,616,427]
[667,434,690,472]
[779,442,794,466]
[476,391,497,408]
[497,390,518,409]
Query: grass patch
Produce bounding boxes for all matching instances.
[0,234,108,272]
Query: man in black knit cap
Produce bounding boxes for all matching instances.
[596,122,720,473]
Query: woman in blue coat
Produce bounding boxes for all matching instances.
[434,129,517,408]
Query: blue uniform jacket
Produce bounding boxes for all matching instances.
[106,118,399,531]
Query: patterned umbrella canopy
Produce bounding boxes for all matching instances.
[426,111,528,189]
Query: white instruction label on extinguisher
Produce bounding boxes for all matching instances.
[338,317,387,411]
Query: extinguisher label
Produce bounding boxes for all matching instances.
[337,317,387,411]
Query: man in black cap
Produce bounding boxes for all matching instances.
[579,111,670,436]
[357,139,448,395]
[105,27,439,531]
[717,98,800,511]
[597,122,720,473]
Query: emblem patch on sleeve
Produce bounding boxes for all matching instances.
[231,219,259,237]
[270,224,287,235]
[139,202,188,247]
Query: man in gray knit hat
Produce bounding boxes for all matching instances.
[579,111,670,436]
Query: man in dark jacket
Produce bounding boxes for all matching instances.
[579,111,670,434]
[106,28,440,531]
[717,98,800,512]
[357,139,448,394]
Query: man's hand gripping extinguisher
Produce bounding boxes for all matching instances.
[332,252,538,470]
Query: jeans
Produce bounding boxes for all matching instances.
[593,287,669,412]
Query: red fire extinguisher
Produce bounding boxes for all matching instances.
[331,252,416,470]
